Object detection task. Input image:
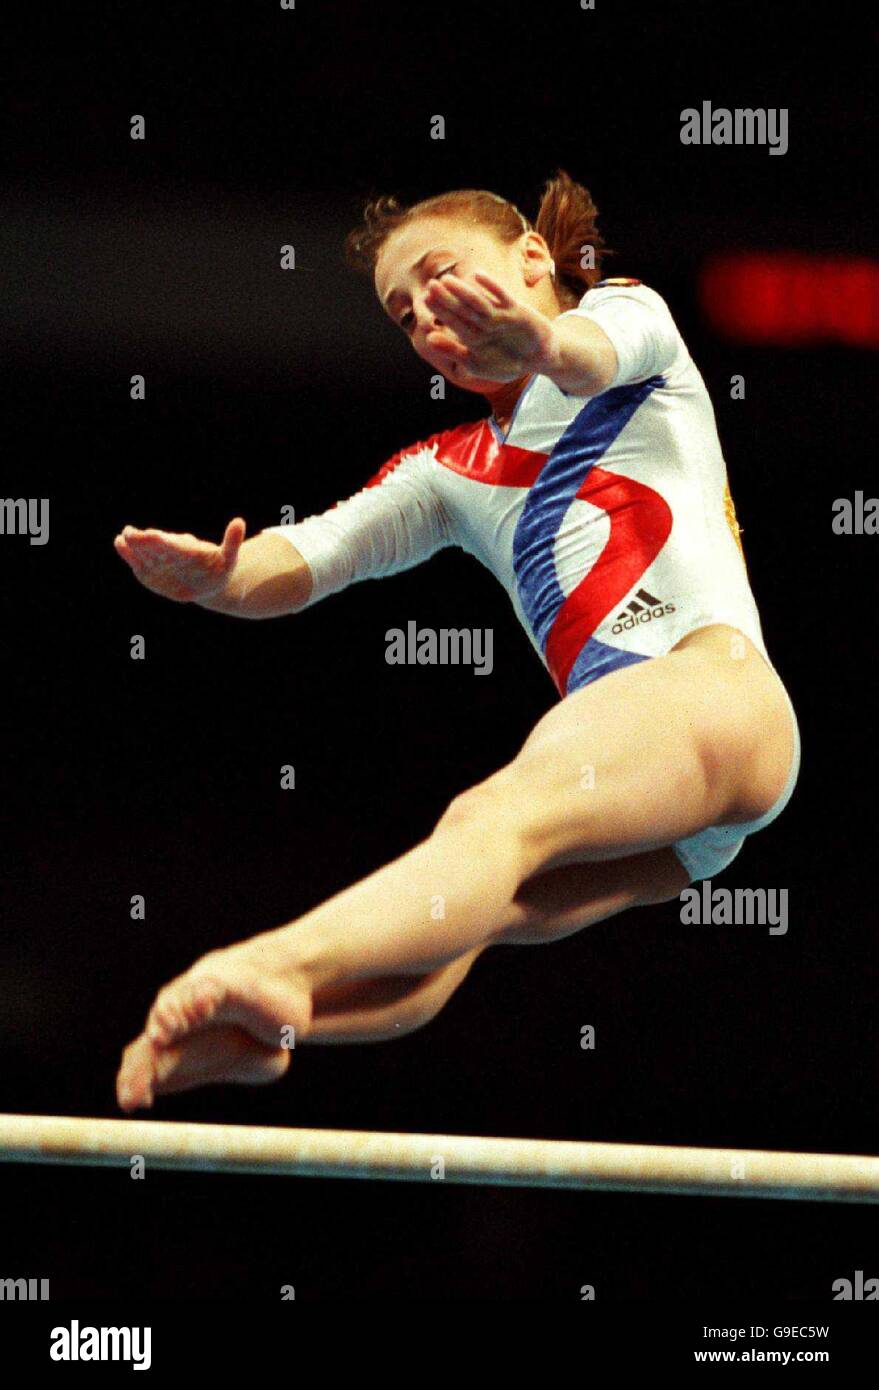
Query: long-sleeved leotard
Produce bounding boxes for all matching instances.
[266,279,769,698]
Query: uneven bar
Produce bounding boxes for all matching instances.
[0,1113,877,1203]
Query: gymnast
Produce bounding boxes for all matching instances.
[113,171,801,1111]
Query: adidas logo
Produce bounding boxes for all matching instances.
[611,588,676,634]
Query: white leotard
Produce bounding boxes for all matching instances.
[266,279,768,696]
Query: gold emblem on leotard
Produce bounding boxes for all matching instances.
[723,482,746,561]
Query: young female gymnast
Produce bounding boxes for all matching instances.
[113,171,801,1111]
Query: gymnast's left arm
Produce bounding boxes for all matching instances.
[538,285,682,395]
[535,314,621,396]
[441,270,678,397]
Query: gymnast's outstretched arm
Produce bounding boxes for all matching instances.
[114,445,452,618]
[114,519,314,617]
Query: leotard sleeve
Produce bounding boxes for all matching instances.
[567,282,682,387]
[261,434,453,607]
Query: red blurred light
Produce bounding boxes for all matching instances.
[698,253,879,348]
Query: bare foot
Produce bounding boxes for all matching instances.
[146,942,312,1048]
[116,1025,290,1112]
[116,939,314,1111]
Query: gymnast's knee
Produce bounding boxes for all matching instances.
[433,770,534,857]
[435,752,592,875]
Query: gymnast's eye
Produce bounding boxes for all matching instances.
[398,264,458,332]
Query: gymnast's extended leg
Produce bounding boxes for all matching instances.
[116,628,794,1108]
[117,847,685,1100]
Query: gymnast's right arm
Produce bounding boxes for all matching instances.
[197,530,315,617]
[113,447,452,619]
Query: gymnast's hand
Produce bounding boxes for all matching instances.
[423,269,557,383]
[113,517,246,602]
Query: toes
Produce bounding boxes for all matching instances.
[146,993,182,1046]
[116,1035,158,1112]
[143,959,311,1058]
[147,976,224,1046]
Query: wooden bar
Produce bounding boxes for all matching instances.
[1,1113,877,1202]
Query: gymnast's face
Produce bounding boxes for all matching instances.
[375,215,549,395]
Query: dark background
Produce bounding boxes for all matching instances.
[1,0,876,1301]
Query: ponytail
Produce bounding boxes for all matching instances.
[534,169,612,307]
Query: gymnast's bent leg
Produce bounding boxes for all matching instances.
[116,627,794,1108]
[117,847,686,1102]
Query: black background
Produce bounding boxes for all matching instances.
[1,0,876,1301]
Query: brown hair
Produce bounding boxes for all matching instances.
[344,169,613,310]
